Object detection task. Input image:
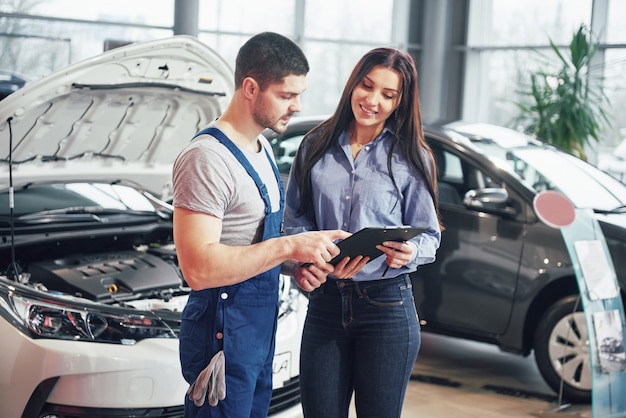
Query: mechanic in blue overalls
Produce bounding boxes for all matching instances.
[171,32,350,418]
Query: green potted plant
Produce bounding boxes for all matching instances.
[511,24,610,161]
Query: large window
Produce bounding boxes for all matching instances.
[484,0,592,46]
[607,0,626,43]
[303,0,393,44]
[198,0,294,35]
[464,0,626,160]
[604,49,626,148]
[196,0,402,115]
[0,0,173,78]
[25,0,173,25]
[1,0,625,158]
[464,0,593,126]
[0,0,404,117]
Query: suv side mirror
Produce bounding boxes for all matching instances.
[463,188,518,217]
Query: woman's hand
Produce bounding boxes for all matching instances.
[293,254,369,291]
[376,241,414,269]
[332,255,369,279]
[293,262,334,292]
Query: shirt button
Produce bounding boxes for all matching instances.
[345,195,351,200]
[220,292,228,300]
[216,332,223,340]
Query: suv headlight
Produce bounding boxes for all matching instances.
[0,280,181,345]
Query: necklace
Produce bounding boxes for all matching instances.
[349,125,376,148]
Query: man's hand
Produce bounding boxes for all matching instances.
[288,229,350,267]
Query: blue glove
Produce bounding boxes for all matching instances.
[187,350,226,407]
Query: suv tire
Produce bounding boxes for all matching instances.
[533,295,591,403]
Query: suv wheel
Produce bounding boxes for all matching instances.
[533,295,591,403]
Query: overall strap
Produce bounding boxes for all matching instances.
[193,127,284,214]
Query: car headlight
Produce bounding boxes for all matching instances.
[0,280,181,345]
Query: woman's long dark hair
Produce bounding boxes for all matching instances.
[292,47,442,229]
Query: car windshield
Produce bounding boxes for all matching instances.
[478,142,626,211]
[446,123,626,211]
[0,182,157,217]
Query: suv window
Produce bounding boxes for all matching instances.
[432,144,505,208]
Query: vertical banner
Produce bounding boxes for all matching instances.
[534,191,626,417]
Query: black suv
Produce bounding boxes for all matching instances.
[265,116,626,403]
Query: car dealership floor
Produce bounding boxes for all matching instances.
[395,333,591,417]
[296,332,593,417]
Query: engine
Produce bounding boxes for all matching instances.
[26,247,184,303]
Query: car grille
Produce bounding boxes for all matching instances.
[36,378,300,417]
[268,376,301,416]
[37,404,185,418]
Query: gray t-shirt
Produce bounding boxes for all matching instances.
[172,126,280,246]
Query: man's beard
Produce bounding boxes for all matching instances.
[253,98,291,133]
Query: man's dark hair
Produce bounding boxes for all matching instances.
[234,32,309,90]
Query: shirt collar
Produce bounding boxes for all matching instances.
[338,122,395,147]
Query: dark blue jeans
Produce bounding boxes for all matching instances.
[299,274,420,418]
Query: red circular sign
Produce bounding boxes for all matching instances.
[533,190,576,229]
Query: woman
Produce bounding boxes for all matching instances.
[284,48,442,417]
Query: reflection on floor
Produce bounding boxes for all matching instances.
[400,333,591,418]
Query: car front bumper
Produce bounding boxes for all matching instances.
[0,290,308,418]
[0,316,187,417]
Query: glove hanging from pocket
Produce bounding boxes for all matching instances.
[187,350,226,407]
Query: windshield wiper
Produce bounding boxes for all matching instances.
[16,206,156,223]
[594,205,626,214]
[0,153,125,165]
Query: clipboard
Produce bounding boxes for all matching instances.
[329,226,428,266]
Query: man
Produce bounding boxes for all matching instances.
[172,32,348,417]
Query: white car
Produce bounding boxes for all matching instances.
[0,36,306,418]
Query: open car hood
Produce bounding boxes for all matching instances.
[0,35,234,200]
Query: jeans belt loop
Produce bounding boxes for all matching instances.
[353,281,364,298]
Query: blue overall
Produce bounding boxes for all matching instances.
[179,127,284,418]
